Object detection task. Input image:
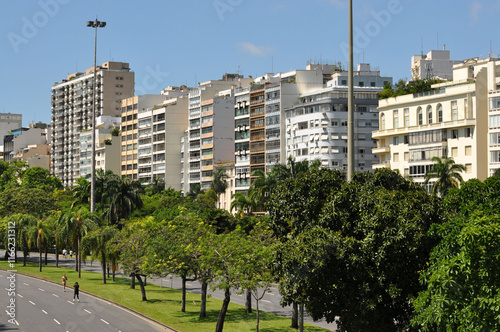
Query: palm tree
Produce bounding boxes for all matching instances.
[34,220,49,272]
[211,167,228,208]
[230,192,257,216]
[58,207,99,278]
[105,177,144,225]
[424,156,466,196]
[493,168,500,177]
[81,225,118,284]
[16,214,37,266]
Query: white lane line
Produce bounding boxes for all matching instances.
[42,309,48,315]
[261,299,271,303]
[14,319,19,325]
[67,300,74,305]
[101,319,110,325]
[29,300,36,305]
[52,294,59,298]
[17,294,23,298]
[23,283,29,286]
[84,309,92,314]
[38,288,45,292]
[54,318,61,325]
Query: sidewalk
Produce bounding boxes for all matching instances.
[2,250,336,331]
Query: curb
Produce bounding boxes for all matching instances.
[0,268,180,332]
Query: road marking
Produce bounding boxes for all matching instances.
[29,300,36,305]
[101,319,110,325]
[42,309,48,315]
[262,299,271,303]
[54,318,61,325]
[52,294,59,298]
[84,309,92,314]
[67,300,74,305]
[23,283,29,286]
[13,319,19,325]
[17,294,23,298]
[38,288,45,292]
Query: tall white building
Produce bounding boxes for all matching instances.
[285,63,391,171]
[373,57,500,186]
[51,61,134,187]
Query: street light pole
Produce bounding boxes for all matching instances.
[347,0,354,181]
[86,19,106,213]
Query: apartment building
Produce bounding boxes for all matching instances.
[372,57,500,186]
[121,94,166,181]
[7,122,51,169]
[79,116,121,179]
[234,86,251,193]
[182,74,253,194]
[51,61,134,187]
[285,63,391,171]
[411,47,460,81]
[0,113,22,150]
[136,87,191,189]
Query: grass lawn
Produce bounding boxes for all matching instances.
[0,260,328,332]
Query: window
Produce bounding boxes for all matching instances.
[394,153,399,162]
[417,107,423,125]
[404,152,409,161]
[451,147,458,157]
[331,120,338,126]
[404,108,409,127]
[341,120,348,127]
[465,145,472,155]
[452,129,458,139]
[465,163,472,173]
[437,104,443,122]
[393,136,399,145]
[466,128,472,137]
[451,101,458,121]
[381,113,386,130]
[427,106,433,124]
[359,82,364,87]
[393,110,399,128]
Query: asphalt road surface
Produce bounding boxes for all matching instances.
[0,271,173,332]
[1,252,337,331]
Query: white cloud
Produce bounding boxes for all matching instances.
[236,42,274,57]
[471,1,483,22]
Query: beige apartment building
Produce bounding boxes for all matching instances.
[373,57,500,187]
[51,61,134,187]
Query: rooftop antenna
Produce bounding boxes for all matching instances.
[490,40,493,58]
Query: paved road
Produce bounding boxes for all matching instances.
[0,271,173,332]
[2,252,337,331]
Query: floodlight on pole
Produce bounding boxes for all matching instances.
[86,18,106,213]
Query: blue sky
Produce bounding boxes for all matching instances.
[1,0,499,126]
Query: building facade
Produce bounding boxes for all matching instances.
[285,63,391,171]
[51,61,134,187]
[373,57,499,187]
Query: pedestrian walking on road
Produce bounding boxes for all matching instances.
[73,282,80,302]
[62,248,67,258]
[69,250,73,258]
[62,274,67,292]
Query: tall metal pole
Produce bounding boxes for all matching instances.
[87,19,106,213]
[347,0,355,181]
[90,21,97,213]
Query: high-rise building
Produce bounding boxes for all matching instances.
[373,57,500,188]
[285,63,392,171]
[0,113,22,153]
[181,74,253,194]
[51,61,134,187]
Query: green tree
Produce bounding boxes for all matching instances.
[71,177,91,208]
[424,156,465,196]
[272,169,443,332]
[105,177,144,225]
[230,191,257,216]
[412,214,500,331]
[0,187,56,218]
[20,167,63,192]
[81,225,118,284]
[211,167,228,207]
[58,207,99,278]
[34,220,49,272]
[113,219,152,301]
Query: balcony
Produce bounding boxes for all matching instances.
[372,146,390,154]
[373,118,476,139]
